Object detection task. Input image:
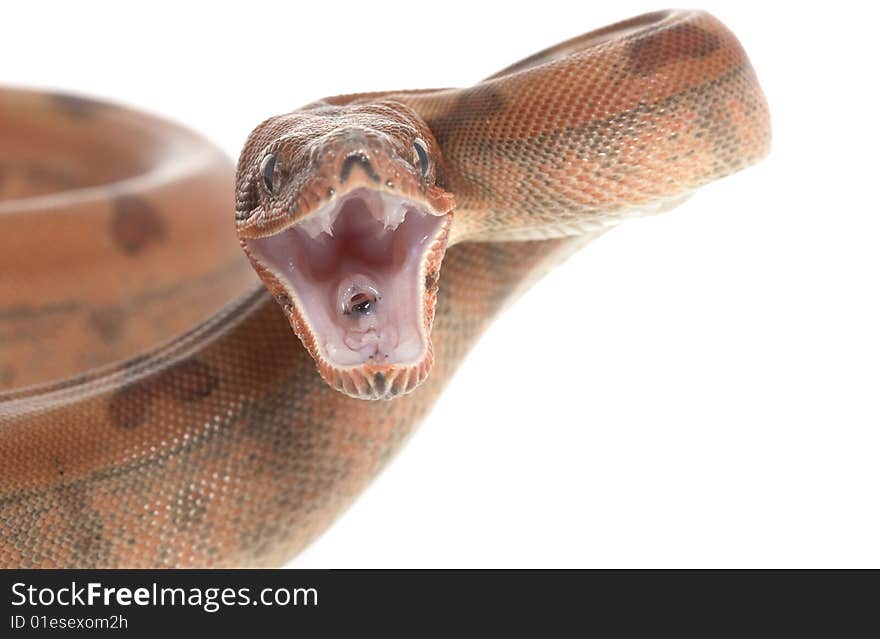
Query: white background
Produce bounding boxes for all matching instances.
[5,1,878,567]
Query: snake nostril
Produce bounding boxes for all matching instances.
[340,152,380,183]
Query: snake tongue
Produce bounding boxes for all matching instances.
[246,188,448,378]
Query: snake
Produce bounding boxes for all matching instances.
[0,10,769,567]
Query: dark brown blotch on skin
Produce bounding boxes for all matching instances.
[107,358,217,429]
[50,92,103,119]
[111,195,168,255]
[627,23,721,75]
[108,384,152,430]
[162,358,220,402]
[422,86,506,200]
[88,307,126,343]
[425,85,506,148]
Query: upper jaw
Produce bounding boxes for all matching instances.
[243,186,451,400]
[236,135,455,241]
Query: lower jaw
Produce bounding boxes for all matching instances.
[243,189,451,399]
[315,347,435,400]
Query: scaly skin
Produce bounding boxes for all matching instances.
[0,10,769,567]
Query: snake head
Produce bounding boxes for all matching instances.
[235,100,455,400]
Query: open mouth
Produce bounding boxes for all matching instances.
[246,188,448,369]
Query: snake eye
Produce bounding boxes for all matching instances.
[413,139,430,179]
[260,153,278,193]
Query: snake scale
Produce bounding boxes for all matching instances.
[0,10,769,567]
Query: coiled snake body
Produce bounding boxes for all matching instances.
[0,10,769,567]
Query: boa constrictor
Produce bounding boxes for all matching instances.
[0,10,769,567]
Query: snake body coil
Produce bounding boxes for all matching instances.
[0,10,769,567]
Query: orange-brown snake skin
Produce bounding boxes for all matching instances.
[0,10,769,567]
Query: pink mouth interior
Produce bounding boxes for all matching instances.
[247,189,445,367]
